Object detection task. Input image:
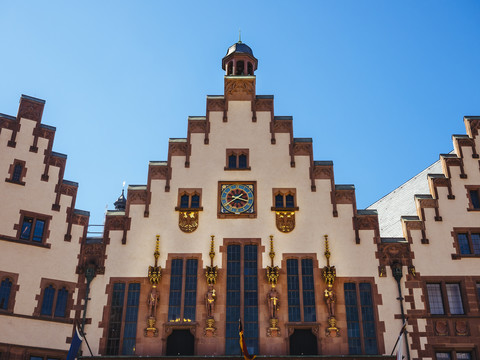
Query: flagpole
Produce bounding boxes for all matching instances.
[77,322,94,357]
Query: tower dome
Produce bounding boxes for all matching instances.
[222,40,258,76]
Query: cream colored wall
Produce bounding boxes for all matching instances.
[86,99,401,354]
[0,116,85,351]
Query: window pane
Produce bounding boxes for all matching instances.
[13,164,22,182]
[244,245,258,355]
[106,283,125,355]
[426,284,444,315]
[287,259,300,322]
[30,357,43,360]
[226,245,241,355]
[457,353,471,360]
[238,154,247,169]
[470,190,480,209]
[301,259,316,322]
[32,220,45,242]
[20,217,33,240]
[122,283,140,355]
[168,259,183,322]
[344,283,361,354]
[458,233,471,255]
[184,259,198,321]
[446,283,464,315]
[228,155,237,169]
[285,194,294,208]
[0,278,12,310]
[359,283,378,354]
[180,195,189,208]
[472,233,480,255]
[190,195,200,208]
[54,287,68,317]
[436,353,451,360]
[41,285,55,316]
[275,194,284,208]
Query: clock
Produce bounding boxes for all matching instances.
[219,182,256,217]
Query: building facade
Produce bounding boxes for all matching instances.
[1,42,480,360]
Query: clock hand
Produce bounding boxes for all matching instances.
[225,194,248,206]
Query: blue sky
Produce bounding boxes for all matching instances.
[1,1,479,225]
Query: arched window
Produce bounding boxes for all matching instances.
[227,61,233,75]
[54,287,68,317]
[41,285,55,316]
[247,62,253,75]
[236,61,245,75]
[12,163,23,182]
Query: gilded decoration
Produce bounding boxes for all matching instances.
[275,211,295,233]
[178,211,199,233]
[204,236,217,335]
[322,235,339,337]
[145,235,162,336]
[266,235,280,337]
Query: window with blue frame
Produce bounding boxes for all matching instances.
[225,244,258,355]
[286,258,316,322]
[168,258,198,322]
[19,214,47,243]
[106,282,141,355]
[344,282,378,355]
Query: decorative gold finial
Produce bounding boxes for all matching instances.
[205,235,218,285]
[324,234,331,266]
[146,235,161,336]
[266,235,279,287]
[148,235,162,285]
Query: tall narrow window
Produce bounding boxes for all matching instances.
[225,149,250,170]
[54,287,68,317]
[12,163,23,182]
[0,278,12,310]
[225,244,258,355]
[122,283,140,355]
[287,259,300,321]
[106,283,125,355]
[106,282,141,355]
[5,159,26,185]
[426,283,444,314]
[168,258,198,322]
[286,258,316,322]
[344,282,378,355]
[468,189,480,209]
[446,284,464,315]
[40,285,55,316]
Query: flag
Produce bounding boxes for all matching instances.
[66,325,83,360]
[396,332,404,360]
[239,319,256,360]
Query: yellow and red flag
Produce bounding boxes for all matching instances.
[239,319,256,360]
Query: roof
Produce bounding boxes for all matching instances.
[225,42,254,57]
[367,158,444,237]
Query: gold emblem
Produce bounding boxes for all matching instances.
[275,211,295,233]
[178,211,199,233]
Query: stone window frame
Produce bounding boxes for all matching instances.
[271,188,299,211]
[33,278,76,322]
[175,188,203,211]
[0,270,19,313]
[224,149,251,171]
[465,185,480,211]
[12,210,52,248]
[451,228,480,258]
[424,279,468,317]
[5,159,27,186]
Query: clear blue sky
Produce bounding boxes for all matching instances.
[1,1,479,225]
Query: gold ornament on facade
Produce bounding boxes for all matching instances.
[205,235,217,335]
[178,210,199,233]
[145,235,162,336]
[275,211,295,233]
[322,235,340,337]
[266,235,280,337]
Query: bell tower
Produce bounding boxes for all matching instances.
[222,39,258,101]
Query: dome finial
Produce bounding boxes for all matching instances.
[238,29,242,43]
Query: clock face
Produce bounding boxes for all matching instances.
[220,183,255,215]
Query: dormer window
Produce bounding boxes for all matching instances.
[225,149,250,170]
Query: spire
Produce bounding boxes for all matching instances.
[238,29,242,43]
[114,188,127,211]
